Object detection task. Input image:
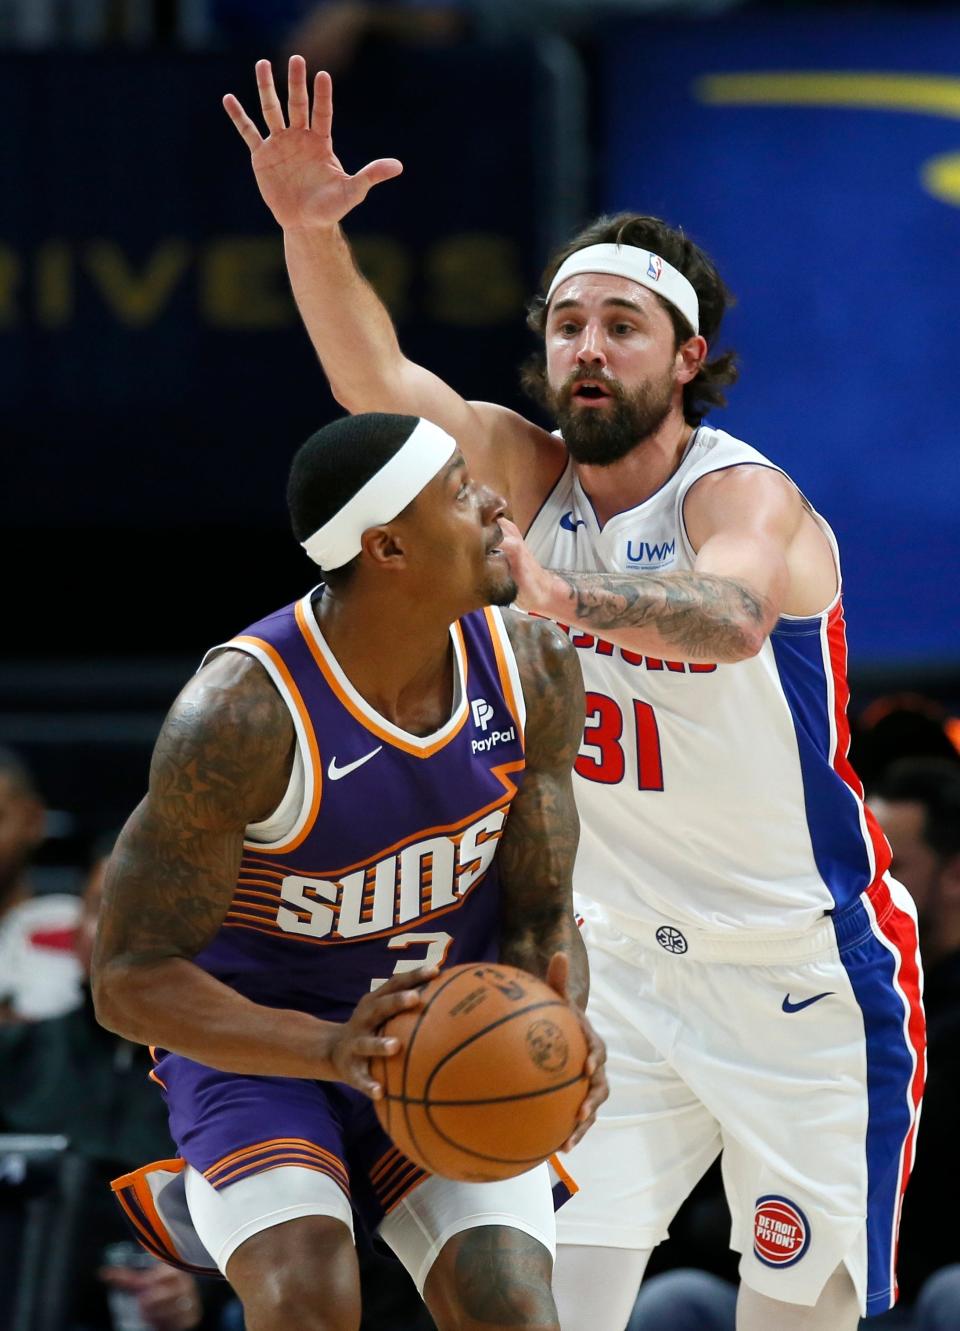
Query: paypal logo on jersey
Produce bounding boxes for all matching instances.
[560,511,586,533]
[626,537,676,570]
[471,698,494,731]
[470,696,516,754]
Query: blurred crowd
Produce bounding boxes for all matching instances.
[0,0,949,62]
[2,682,959,1329]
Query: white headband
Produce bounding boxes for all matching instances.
[546,242,700,334]
[301,417,457,570]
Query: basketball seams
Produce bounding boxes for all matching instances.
[377,963,587,1179]
[421,998,574,1103]
[397,962,478,1172]
[380,1071,587,1109]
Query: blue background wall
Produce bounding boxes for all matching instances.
[601,11,960,667]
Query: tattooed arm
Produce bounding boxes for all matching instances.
[498,612,606,1143]
[92,651,432,1095]
[497,613,586,1000]
[503,467,819,663]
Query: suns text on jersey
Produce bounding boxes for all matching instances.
[275,806,507,940]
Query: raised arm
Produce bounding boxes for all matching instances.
[92,651,432,1098]
[497,613,606,1145]
[223,57,561,525]
[502,466,832,664]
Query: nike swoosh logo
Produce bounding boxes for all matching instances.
[781,991,834,1013]
[559,511,586,532]
[327,746,383,781]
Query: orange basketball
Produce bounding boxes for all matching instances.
[372,962,588,1182]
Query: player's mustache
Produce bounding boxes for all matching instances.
[557,371,626,406]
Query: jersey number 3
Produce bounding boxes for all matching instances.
[575,692,664,790]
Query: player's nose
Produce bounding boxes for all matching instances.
[575,322,606,367]
[476,484,508,523]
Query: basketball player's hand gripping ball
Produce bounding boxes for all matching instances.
[372,960,600,1182]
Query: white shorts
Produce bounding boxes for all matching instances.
[558,881,924,1317]
[184,1159,556,1295]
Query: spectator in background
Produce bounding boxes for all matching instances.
[0,745,83,1023]
[850,693,960,793]
[0,831,231,1331]
[866,758,960,1329]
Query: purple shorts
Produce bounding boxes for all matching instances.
[153,1051,427,1235]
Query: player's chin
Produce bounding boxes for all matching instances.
[481,564,518,608]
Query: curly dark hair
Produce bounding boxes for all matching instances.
[522,213,739,426]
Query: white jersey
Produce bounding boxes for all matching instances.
[525,424,890,933]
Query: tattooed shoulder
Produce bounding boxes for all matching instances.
[501,611,584,770]
[150,649,295,830]
[94,651,295,970]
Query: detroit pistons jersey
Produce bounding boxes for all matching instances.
[524,425,890,933]
[184,590,527,1020]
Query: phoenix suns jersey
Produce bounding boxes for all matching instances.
[183,589,527,1021]
[524,425,891,933]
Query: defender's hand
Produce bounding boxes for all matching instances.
[326,965,438,1099]
[223,55,403,231]
[499,518,557,615]
[546,952,609,1150]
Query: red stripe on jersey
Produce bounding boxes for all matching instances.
[869,882,927,1301]
[28,927,77,952]
[826,602,891,887]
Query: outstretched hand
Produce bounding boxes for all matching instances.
[546,953,609,1150]
[223,55,403,230]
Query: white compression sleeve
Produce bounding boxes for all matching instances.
[553,1244,653,1330]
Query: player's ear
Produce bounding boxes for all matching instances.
[676,333,707,384]
[361,524,407,570]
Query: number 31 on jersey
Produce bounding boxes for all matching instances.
[575,692,664,791]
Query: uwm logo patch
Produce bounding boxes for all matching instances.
[275,807,507,941]
[753,1196,811,1268]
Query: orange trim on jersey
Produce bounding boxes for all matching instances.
[110,1159,185,1265]
[370,1145,405,1185]
[382,1167,430,1214]
[549,1152,579,1198]
[113,1189,168,1258]
[295,598,470,757]
[235,791,517,881]
[488,758,525,801]
[148,1068,167,1089]
[211,1154,349,1191]
[379,1159,428,1210]
[221,857,502,945]
[204,1137,348,1186]
[232,634,323,855]
[483,607,525,748]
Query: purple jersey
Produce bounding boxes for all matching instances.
[186,588,527,1021]
[144,590,530,1227]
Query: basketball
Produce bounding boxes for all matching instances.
[372,962,588,1182]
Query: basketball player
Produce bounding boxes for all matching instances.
[223,59,925,1331]
[93,412,607,1331]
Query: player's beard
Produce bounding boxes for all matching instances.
[548,365,677,466]
[482,569,519,607]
